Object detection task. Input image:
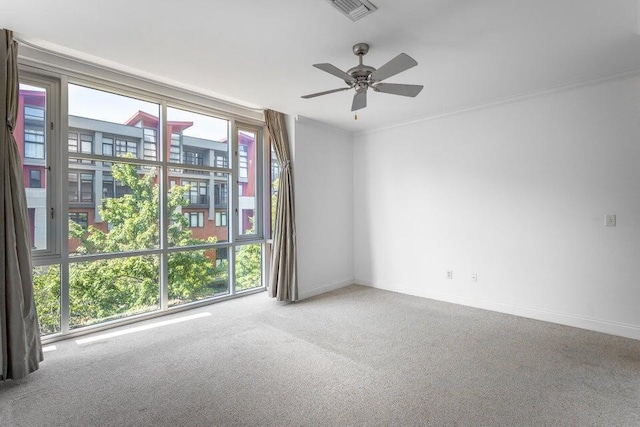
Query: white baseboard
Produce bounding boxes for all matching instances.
[354,278,640,341]
[298,277,354,300]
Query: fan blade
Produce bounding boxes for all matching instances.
[301,87,351,99]
[373,83,424,97]
[370,53,418,82]
[351,91,367,111]
[313,63,356,83]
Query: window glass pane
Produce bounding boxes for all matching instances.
[16,83,48,251]
[69,212,89,230]
[238,129,257,236]
[168,247,229,307]
[235,243,262,291]
[69,254,160,329]
[68,132,78,153]
[29,169,42,188]
[168,173,229,247]
[68,84,160,161]
[33,264,61,335]
[166,107,229,167]
[68,161,159,256]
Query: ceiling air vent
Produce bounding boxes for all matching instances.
[326,0,378,22]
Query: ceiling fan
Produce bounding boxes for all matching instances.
[301,43,423,112]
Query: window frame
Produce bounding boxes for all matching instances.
[234,123,264,242]
[18,61,267,342]
[18,72,61,261]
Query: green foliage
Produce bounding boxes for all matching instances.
[32,265,61,335]
[35,162,226,332]
[235,243,262,291]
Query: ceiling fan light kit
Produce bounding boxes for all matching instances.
[302,43,424,112]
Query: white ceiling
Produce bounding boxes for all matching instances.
[3,0,640,132]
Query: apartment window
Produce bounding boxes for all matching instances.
[184,212,205,228]
[68,173,78,202]
[214,150,228,177]
[102,172,132,199]
[102,173,114,199]
[238,144,248,179]
[29,169,42,188]
[24,128,45,159]
[215,211,228,227]
[184,180,208,205]
[143,128,157,161]
[69,132,94,164]
[81,135,93,156]
[215,247,228,267]
[68,133,78,152]
[184,150,204,166]
[24,105,44,122]
[102,137,113,166]
[215,150,228,169]
[115,139,137,158]
[170,134,181,163]
[24,104,45,159]
[214,182,228,206]
[69,172,94,203]
[69,212,89,230]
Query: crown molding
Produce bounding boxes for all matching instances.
[355,65,640,137]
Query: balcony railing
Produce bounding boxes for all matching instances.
[186,195,209,206]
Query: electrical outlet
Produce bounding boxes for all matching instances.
[471,273,478,283]
[605,214,616,227]
[446,270,453,280]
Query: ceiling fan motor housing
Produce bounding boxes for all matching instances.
[348,43,375,86]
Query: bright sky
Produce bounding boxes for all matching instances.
[68,84,229,141]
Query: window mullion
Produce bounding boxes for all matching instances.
[160,100,169,311]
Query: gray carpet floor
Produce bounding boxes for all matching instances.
[1,285,639,426]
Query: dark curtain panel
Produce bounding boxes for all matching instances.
[0,29,43,381]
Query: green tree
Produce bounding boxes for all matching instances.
[235,241,261,291]
[34,162,225,330]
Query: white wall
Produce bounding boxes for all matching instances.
[353,74,640,340]
[290,116,354,299]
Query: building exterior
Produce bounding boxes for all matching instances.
[16,88,258,253]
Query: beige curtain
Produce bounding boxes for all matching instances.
[0,29,43,381]
[264,110,297,301]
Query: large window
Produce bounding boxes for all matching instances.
[26,78,264,338]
